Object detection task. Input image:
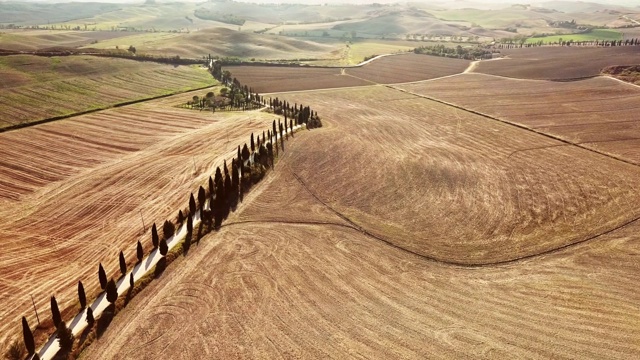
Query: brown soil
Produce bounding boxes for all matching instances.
[0,55,213,129]
[82,85,640,357]
[346,53,471,84]
[0,92,281,351]
[224,65,370,93]
[475,46,640,80]
[398,73,640,164]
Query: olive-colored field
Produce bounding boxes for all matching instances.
[0,91,280,352]
[398,73,640,165]
[84,84,640,359]
[0,55,214,129]
[474,46,640,80]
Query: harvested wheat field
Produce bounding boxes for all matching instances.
[397,73,640,164]
[474,46,640,80]
[0,55,213,129]
[84,84,640,358]
[0,91,281,350]
[345,53,471,84]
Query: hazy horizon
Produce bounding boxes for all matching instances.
[1,0,640,7]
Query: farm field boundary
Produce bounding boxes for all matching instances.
[0,83,215,134]
[387,83,640,168]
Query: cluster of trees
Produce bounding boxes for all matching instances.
[267,97,322,129]
[193,9,245,25]
[405,34,481,43]
[414,44,494,60]
[495,38,640,49]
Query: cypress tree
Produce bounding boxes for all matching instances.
[272,120,277,141]
[136,240,143,262]
[237,145,241,163]
[119,251,127,277]
[208,176,214,203]
[129,272,134,288]
[98,263,107,290]
[242,144,250,163]
[250,133,255,152]
[290,118,294,137]
[224,159,229,176]
[151,223,159,248]
[78,281,86,309]
[187,213,193,234]
[215,166,223,185]
[262,131,266,144]
[22,316,35,355]
[177,210,185,225]
[86,307,94,326]
[159,237,168,257]
[198,186,206,212]
[50,296,61,328]
[231,160,239,191]
[106,279,118,304]
[189,193,196,216]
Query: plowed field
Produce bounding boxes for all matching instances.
[226,53,471,93]
[0,55,214,129]
[474,46,640,80]
[397,73,640,164]
[84,84,640,358]
[0,91,278,350]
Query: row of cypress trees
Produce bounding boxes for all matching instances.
[18,91,321,360]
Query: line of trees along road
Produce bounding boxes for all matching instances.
[11,57,324,360]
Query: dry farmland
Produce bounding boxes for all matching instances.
[0,90,282,350]
[0,55,214,129]
[346,53,470,84]
[397,73,640,164]
[226,53,471,94]
[474,46,640,80]
[224,66,370,93]
[84,84,640,358]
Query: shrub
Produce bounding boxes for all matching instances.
[106,279,118,304]
[4,339,25,360]
[98,263,107,290]
[50,296,61,329]
[162,220,175,240]
[57,321,74,352]
[22,316,35,355]
[159,237,168,257]
[78,281,86,309]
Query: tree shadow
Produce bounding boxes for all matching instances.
[154,257,167,278]
[96,304,115,339]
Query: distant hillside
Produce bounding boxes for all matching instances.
[86,27,339,60]
[0,2,122,26]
